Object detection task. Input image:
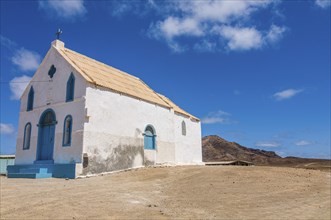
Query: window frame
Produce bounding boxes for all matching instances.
[23,122,32,150]
[27,86,34,111]
[66,73,75,102]
[62,115,73,147]
[181,120,186,136]
[144,125,156,150]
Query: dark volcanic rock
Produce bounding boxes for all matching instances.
[202,135,281,165]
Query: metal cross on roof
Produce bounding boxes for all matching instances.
[55,29,62,40]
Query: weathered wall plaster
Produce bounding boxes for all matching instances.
[82,85,201,174]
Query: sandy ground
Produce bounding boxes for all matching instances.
[1,166,330,220]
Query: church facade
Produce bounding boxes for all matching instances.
[7,40,202,178]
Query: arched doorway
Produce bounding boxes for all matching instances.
[144,125,156,150]
[37,109,56,161]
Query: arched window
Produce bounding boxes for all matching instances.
[23,123,31,150]
[144,125,156,150]
[62,115,73,146]
[27,86,34,111]
[182,121,186,136]
[66,73,75,102]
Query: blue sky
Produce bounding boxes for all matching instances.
[0,0,330,159]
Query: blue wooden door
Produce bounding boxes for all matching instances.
[144,130,155,150]
[40,124,55,160]
[37,109,56,161]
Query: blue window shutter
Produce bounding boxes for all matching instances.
[23,123,31,150]
[62,115,73,146]
[66,73,75,102]
[144,125,156,150]
[27,87,34,111]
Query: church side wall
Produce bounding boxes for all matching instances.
[15,47,86,166]
[82,86,176,175]
[174,114,202,164]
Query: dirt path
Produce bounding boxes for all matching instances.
[1,166,330,219]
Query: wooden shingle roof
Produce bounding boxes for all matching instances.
[55,44,199,121]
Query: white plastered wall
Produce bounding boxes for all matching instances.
[83,86,177,174]
[15,45,86,165]
[83,85,203,174]
[174,114,202,164]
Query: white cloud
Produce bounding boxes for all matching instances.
[151,17,203,40]
[295,140,313,146]
[111,3,133,17]
[201,110,234,124]
[9,75,32,100]
[145,0,287,52]
[167,41,187,53]
[0,123,15,135]
[39,0,87,20]
[255,141,281,147]
[315,0,331,8]
[273,89,303,101]
[11,48,41,72]
[0,35,17,50]
[219,26,263,51]
[177,1,272,23]
[110,0,157,17]
[212,24,287,51]
[265,24,287,43]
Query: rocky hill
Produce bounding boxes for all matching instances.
[202,135,281,164]
[202,135,331,170]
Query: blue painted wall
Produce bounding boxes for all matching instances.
[0,157,15,174]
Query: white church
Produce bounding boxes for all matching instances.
[7,39,202,178]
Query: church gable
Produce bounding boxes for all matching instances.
[20,41,87,112]
[58,48,170,108]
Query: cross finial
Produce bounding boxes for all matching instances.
[55,28,62,40]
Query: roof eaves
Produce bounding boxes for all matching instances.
[138,79,171,108]
[157,93,200,121]
[174,110,200,121]
[88,82,172,109]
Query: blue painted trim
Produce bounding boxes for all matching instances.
[144,124,156,135]
[7,163,76,179]
[66,73,75,102]
[23,122,31,150]
[36,108,56,161]
[144,124,156,150]
[62,115,73,147]
[34,160,54,164]
[38,108,57,124]
[27,86,34,111]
